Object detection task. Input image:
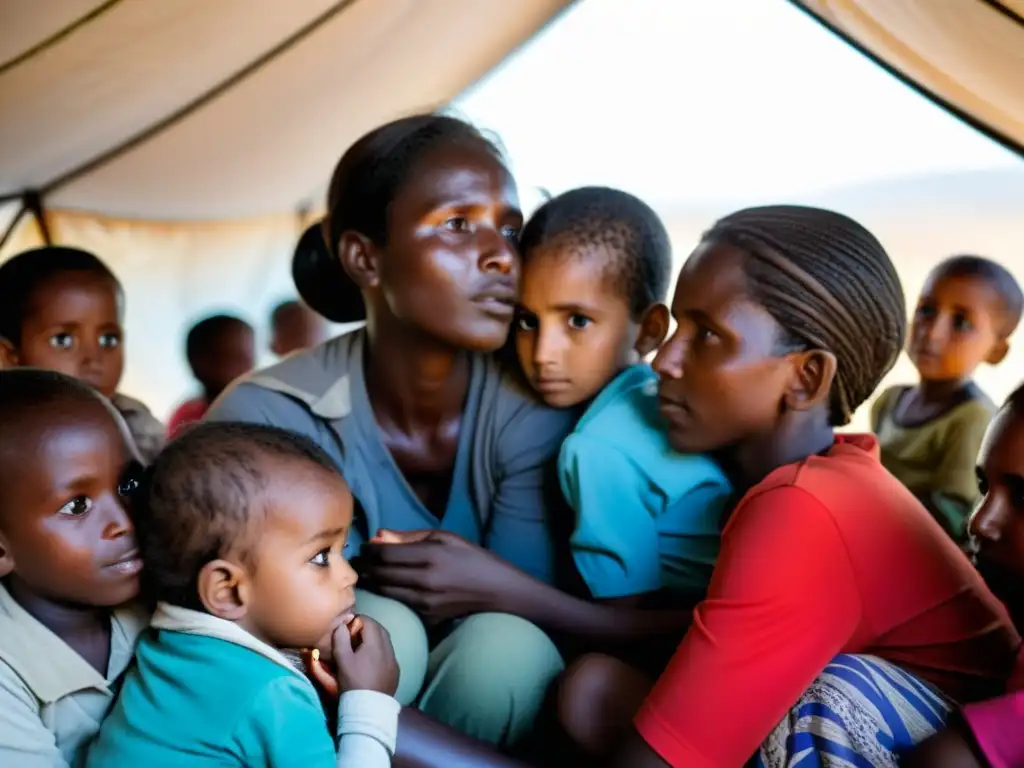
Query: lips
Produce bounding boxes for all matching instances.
[535,378,572,393]
[472,282,517,317]
[104,549,142,576]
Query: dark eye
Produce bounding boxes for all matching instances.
[500,225,520,241]
[310,548,330,567]
[517,314,538,332]
[695,325,716,343]
[443,217,470,233]
[952,313,973,332]
[118,462,143,498]
[57,496,92,517]
[568,314,592,330]
[49,333,74,350]
[99,332,121,349]
[976,468,988,497]
[915,303,936,319]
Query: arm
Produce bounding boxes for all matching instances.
[620,487,862,768]
[393,708,527,768]
[925,404,993,542]
[336,690,400,768]
[0,671,70,768]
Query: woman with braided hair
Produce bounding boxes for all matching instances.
[555,206,1019,768]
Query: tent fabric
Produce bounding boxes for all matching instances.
[0,0,573,222]
[791,0,1024,156]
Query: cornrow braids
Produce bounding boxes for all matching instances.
[705,205,906,426]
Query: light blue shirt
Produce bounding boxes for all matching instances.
[87,604,399,767]
[559,364,733,599]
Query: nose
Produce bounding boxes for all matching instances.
[652,329,685,380]
[479,227,517,276]
[920,315,949,349]
[101,497,134,542]
[338,555,359,590]
[532,323,562,370]
[968,497,1005,545]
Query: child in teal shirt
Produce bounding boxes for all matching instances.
[88,422,400,767]
[515,187,732,611]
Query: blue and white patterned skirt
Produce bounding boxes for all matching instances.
[753,655,954,768]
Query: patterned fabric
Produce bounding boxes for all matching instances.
[754,655,954,768]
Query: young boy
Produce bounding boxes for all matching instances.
[0,246,165,463]
[872,255,1022,544]
[514,187,732,608]
[167,314,255,437]
[0,369,147,766]
[270,299,328,358]
[87,422,401,766]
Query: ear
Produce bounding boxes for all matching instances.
[635,304,670,358]
[0,338,20,368]
[986,338,1009,366]
[197,559,250,621]
[783,349,837,415]
[337,231,381,291]
[0,535,13,579]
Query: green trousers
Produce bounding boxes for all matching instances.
[355,590,564,747]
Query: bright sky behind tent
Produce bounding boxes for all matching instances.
[455,0,1020,211]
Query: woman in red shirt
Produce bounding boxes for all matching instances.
[557,206,1020,768]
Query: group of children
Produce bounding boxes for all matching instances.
[0,111,1021,768]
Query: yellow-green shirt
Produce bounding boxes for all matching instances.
[871,385,995,541]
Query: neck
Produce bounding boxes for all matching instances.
[914,378,971,403]
[720,414,835,492]
[5,576,109,638]
[363,314,471,431]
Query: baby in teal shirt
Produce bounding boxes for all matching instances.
[514,187,732,609]
[88,422,400,767]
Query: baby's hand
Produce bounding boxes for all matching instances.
[332,615,399,696]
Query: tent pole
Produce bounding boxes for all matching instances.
[24,191,53,245]
[0,203,28,253]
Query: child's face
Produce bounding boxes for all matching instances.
[908,273,1005,383]
[516,248,648,408]
[969,403,1024,582]
[271,307,326,357]
[350,144,523,354]
[653,241,800,454]
[0,273,124,399]
[0,399,141,608]
[240,464,358,649]
[195,325,255,394]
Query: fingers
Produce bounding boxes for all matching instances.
[370,528,428,544]
[307,655,341,698]
[331,620,356,662]
[360,541,436,568]
[359,564,435,592]
[356,617,394,654]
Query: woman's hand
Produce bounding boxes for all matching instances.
[359,529,528,622]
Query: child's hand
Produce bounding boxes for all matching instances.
[332,615,399,696]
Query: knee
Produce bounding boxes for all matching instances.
[557,653,651,756]
[422,613,564,745]
[355,590,429,706]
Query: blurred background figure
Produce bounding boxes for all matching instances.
[269,299,327,358]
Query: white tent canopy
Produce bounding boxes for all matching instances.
[0,0,572,222]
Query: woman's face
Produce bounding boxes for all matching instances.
[652,241,796,454]
[373,144,523,352]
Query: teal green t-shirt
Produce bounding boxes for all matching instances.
[87,629,335,766]
[559,364,733,599]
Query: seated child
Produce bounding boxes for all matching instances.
[0,246,165,463]
[87,422,401,766]
[872,255,1022,544]
[0,369,147,766]
[514,187,732,616]
[905,382,1024,768]
[167,314,255,437]
[270,299,328,358]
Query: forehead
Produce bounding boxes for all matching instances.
[1,402,128,500]
[672,240,749,310]
[392,143,518,218]
[919,273,1003,317]
[260,462,352,541]
[979,406,1024,473]
[521,245,628,312]
[25,272,121,321]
